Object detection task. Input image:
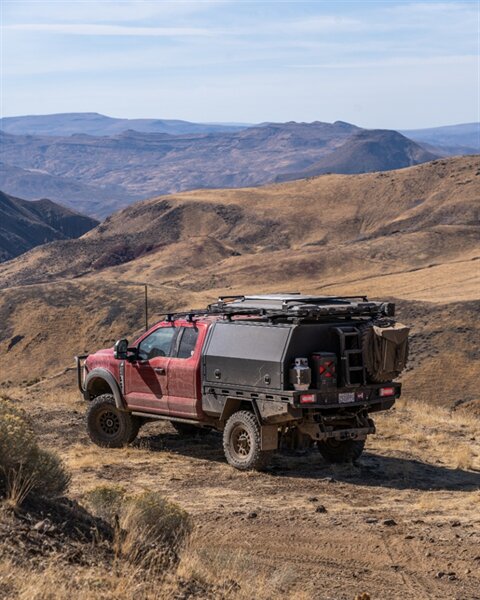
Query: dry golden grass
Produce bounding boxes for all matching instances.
[372,401,480,471]
[0,545,318,600]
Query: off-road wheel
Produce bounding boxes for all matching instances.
[318,439,365,464]
[223,410,272,471]
[87,394,139,448]
[171,421,205,436]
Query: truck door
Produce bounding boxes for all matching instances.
[124,324,178,413]
[167,324,204,418]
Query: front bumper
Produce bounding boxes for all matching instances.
[74,354,89,395]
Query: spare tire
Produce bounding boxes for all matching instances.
[361,322,409,383]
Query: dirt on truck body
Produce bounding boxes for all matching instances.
[76,294,410,470]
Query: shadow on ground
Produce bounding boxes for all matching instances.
[271,452,480,492]
[137,431,480,492]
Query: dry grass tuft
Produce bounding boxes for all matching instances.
[453,445,475,470]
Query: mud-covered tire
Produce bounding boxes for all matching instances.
[86,394,138,448]
[318,439,365,464]
[223,410,272,471]
[171,421,205,436]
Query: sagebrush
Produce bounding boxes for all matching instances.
[0,399,70,503]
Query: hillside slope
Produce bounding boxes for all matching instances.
[0,191,98,262]
[0,156,478,412]
[278,130,437,180]
[0,121,436,216]
[0,155,476,290]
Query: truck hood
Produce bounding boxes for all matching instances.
[85,347,115,369]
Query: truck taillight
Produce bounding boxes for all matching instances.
[379,387,395,397]
[300,393,316,404]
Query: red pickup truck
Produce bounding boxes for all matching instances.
[76,294,408,470]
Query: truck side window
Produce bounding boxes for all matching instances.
[177,327,199,359]
[138,327,176,360]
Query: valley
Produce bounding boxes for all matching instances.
[0,120,436,218]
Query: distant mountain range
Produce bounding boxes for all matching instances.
[0,116,442,218]
[2,113,476,152]
[0,190,98,262]
[0,112,247,136]
[400,123,480,156]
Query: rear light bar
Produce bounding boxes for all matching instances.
[379,387,395,397]
[300,393,316,404]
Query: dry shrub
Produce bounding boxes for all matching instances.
[84,484,126,523]
[120,491,192,571]
[0,399,70,504]
[84,486,193,573]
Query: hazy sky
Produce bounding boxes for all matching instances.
[1,1,478,128]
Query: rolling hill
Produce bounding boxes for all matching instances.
[0,121,437,217]
[0,155,478,414]
[0,190,98,262]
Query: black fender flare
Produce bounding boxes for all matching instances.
[84,368,126,410]
[220,397,264,424]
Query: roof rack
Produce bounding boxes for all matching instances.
[162,294,395,323]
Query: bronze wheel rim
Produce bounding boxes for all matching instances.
[98,409,120,436]
[231,425,252,460]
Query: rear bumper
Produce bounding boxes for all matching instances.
[292,382,401,411]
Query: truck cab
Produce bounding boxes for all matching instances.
[76,294,409,470]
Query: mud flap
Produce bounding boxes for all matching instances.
[261,424,279,450]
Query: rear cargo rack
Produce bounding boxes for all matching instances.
[161,294,394,324]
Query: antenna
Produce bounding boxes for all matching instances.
[144,284,148,331]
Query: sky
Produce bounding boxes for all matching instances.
[1,0,479,129]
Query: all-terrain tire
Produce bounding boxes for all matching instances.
[318,439,365,464]
[86,394,138,448]
[223,410,272,471]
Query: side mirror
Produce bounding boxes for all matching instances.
[114,338,129,360]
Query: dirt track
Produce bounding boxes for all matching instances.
[5,373,477,600]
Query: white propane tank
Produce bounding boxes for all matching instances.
[289,357,311,391]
